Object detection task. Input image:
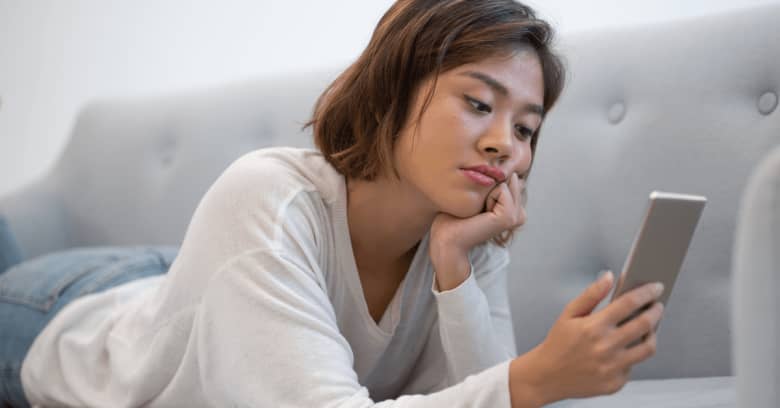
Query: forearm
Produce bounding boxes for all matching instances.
[433,266,516,384]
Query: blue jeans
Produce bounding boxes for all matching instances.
[0,246,177,407]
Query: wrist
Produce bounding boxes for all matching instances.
[509,347,559,408]
[430,244,470,291]
[431,254,471,292]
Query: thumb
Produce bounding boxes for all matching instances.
[562,270,614,318]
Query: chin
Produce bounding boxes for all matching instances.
[436,191,485,218]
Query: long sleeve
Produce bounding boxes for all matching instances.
[19,148,519,407]
[192,247,513,407]
[432,243,517,385]
[176,153,516,407]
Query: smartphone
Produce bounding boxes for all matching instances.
[610,191,707,330]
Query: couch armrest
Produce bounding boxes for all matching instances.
[0,177,70,262]
[732,143,780,407]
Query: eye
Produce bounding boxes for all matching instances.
[465,95,492,114]
[515,125,534,140]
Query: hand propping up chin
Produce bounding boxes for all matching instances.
[429,172,526,290]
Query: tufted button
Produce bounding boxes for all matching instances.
[253,121,276,146]
[607,102,626,124]
[159,134,177,166]
[758,91,778,115]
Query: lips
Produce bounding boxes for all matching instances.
[462,169,496,186]
[461,165,506,186]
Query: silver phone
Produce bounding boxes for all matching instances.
[610,191,707,328]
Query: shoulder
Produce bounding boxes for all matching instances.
[186,147,343,252]
[216,147,342,205]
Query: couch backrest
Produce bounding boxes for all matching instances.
[4,3,779,380]
[50,73,334,248]
[509,4,779,379]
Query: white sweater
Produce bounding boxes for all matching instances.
[22,147,518,407]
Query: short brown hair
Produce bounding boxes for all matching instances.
[305,0,567,245]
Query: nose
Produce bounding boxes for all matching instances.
[477,120,514,164]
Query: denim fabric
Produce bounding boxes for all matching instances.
[0,246,178,407]
[0,216,23,275]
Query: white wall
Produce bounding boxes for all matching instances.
[0,0,777,196]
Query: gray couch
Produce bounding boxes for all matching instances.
[1,3,778,407]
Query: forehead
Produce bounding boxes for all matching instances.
[445,49,545,104]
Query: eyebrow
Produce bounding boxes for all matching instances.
[460,70,545,116]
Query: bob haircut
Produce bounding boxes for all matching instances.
[306,0,566,246]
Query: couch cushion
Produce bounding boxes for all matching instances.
[549,376,736,407]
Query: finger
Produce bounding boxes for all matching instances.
[486,184,501,212]
[513,174,527,226]
[620,329,658,366]
[599,282,664,326]
[487,182,512,214]
[494,180,525,228]
[507,173,527,225]
[508,173,520,205]
[518,178,527,208]
[459,184,516,247]
[518,173,528,207]
[562,271,614,318]
[610,301,664,349]
[513,173,527,205]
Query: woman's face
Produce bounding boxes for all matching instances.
[394,47,545,218]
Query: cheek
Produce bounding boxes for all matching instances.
[418,101,480,146]
[515,146,534,175]
[520,156,532,175]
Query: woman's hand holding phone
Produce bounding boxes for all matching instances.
[508,272,666,407]
[428,172,526,290]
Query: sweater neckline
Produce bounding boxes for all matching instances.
[333,175,430,340]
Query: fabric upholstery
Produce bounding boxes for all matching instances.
[508,3,779,379]
[0,73,335,257]
[549,376,735,407]
[732,144,780,407]
[0,4,778,383]
[0,180,66,263]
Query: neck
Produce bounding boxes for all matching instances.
[346,174,437,272]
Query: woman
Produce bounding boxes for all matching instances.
[0,0,665,406]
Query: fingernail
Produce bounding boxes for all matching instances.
[653,283,665,296]
[600,270,613,284]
